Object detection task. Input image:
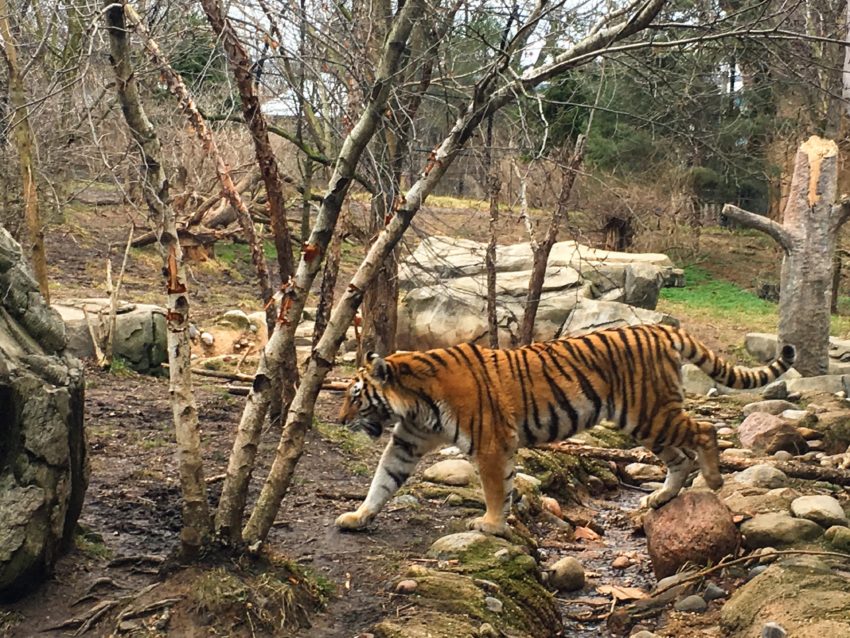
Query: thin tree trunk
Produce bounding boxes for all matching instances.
[0,0,49,302]
[723,136,850,376]
[485,172,501,347]
[215,0,424,545]
[313,211,347,349]
[104,2,211,555]
[517,134,587,345]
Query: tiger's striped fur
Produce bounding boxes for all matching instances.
[335,324,795,535]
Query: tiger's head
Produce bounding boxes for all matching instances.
[339,352,394,438]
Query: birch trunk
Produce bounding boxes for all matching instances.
[723,136,850,377]
[214,0,424,544]
[240,0,669,546]
[104,2,211,554]
[517,134,587,345]
[0,0,49,302]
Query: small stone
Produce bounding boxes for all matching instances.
[717,439,735,450]
[484,596,503,613]
[445,493,464,506]
[716,427,735,437]
[541,496,562,518]
[757,547,779,563]
[747,564,768,580]
[200,331,215,346]
[612,555,631,569]
[761,622,788,638]
[439,446,461,456]
[674,594,707,612]
[423,459,476,486]
[836,391,847,399]
[824,525,850,551]
[585,475,605,495]
[702,582,726,600]
[787,392,802,401]
[428,531,490,558]
[478,623,499,638]
[395,579,418,594]
[741,511,824,548]
[797,427,823,440]
[773,450,793,461]
[494,548,510,560]
[624,462,666,482]
[723,448,755,458]
[762,381,788,400]
[734,464,788,489]
[807,439,825,450]
[742,400,797,416]
[390,494,420,508]
[515,472,541,488]
[780,409,810,421]
[549,556,585,592]
[707,387,719,398]
[655,570,698,593]
[790,495,848,527]
[630,631,660,638]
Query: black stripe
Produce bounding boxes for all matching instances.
[429,351,450,367]
[392,433,417,460]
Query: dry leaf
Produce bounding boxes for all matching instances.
[596,584,649,601]
[574,526,601,542]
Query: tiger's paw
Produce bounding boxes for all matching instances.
[335,510,373,532]
[702,473,724,491]
[640,489,676,510]
[468,516,508,537]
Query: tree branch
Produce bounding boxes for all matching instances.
[721,204,794,252]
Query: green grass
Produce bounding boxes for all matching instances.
[216,239,277,266]
[659,265,850,336]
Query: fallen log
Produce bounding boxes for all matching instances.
[545,441,850,487]
[226,380,349,396]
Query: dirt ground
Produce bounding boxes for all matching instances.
[0,200,797,637]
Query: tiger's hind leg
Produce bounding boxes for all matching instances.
[639,446,697,509]
[469,445,516,537]
[640,414,722,509]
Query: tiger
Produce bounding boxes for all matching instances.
[335,323,796,536]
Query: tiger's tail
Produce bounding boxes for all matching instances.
[676,329,796,389]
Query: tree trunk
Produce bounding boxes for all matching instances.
[0,0,49,303]
[517,134,587,346]
[360,193,399,358]
[105,2,211,556]
[723,136,850,376]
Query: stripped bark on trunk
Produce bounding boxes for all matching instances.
[121,5,275,329]
[104,2,211,555]
[0,0,49,302]
[239,0,669,547]
[215,0,424,545]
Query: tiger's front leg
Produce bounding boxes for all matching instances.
[468,445,516,537]
[336,429,432,532]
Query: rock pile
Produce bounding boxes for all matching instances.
[396,235,681,350]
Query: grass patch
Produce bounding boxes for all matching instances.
[658,265,850,336]
[108,356,135,377]
[314,417,372,457]
[216,239,277,266]
[0,610,22,634]
[75,526,114,560]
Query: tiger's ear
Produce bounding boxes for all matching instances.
[365,351,389,385]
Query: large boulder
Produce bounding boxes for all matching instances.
[54,298,167,372]
[397,236,676,350]
[643,491,741,578]
[745,332,850,376]
[0,227,87,601]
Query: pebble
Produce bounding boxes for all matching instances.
[612,555,631,569]
[494,548,511,560]
[757,547,778,563]
[549,557,585,592]
[585,475,605,495]
[773,450,793,461]
[780,409,809,421]
[747,565,768,580]
[722,448,755,458]
[673,594,707,612]
[515,472,541,488]
[790,494,848,527]
[484,596,503,613]
[786,392,802,401]
[716,427,735,436]
[630,631,660,638]
[541,496,562,518]
[478,623,499,638]
[439,446,461,456]
[702,582,727,601]
[395,579,418,594]
[797,427,822,440]
[761,622,788,638]
[390,494,420,508]
[717,439,735,449]
[825,525,850,551]
[807,440,825,450]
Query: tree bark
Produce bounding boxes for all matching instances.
[215,0,424,545]
[518,134,587,346]
[722,136,849,376]
[0,0,49,302]
[104,2,211,555]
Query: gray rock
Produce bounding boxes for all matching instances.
[773,450,793,461]
[549,557,585,592]
[737,413,807,455]
[681,364,717,396]
[215,309,251,330]
[786,375,850,395]
[742,400,798,416]
[747,565,769,580]
[761,622,787,638]
[824,525,850,551]
[478,622,499,638]
[674,594,707,612]
[780,409,810,422]
[762,381,788,400]
[484,596,503,613]
[423,459,476,486]
[428,531,491,558]
[389,494,420,509]
[0,229,87,600]
[745,333,779,363]
[740,512,824,548]
[790,495,848,528]
[734,464,788,489]
[703,582,727,601]
[623,462,665,482]
[624,262,663,309]
[722,448,755,459]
